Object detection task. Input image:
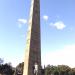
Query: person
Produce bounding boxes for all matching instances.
[34,62,38,75]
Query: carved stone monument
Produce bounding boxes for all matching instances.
[23,0,41,75]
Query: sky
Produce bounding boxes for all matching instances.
[0,0,75,68]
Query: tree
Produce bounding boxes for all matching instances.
[44,65,73,75]
[0,63,15,75]
[45,65,52,75]
[53,70,59,75]
[57,65,71,75]
[15,62,24,75]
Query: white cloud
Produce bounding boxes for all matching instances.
[42,44,75,68]
[18,19,27,24]
[43,15,48,21]
[17,19,27,28]
[50,21,66,30]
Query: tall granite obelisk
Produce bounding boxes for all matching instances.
[23,0,41,75]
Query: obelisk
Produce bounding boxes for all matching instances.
[23,0,41,75]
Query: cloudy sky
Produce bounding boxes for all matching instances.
[0,0,75,67]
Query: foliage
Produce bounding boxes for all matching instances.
[44,65,75,75]
[1,61,75,75]
[15,62,24,75]
[0,63,15,75]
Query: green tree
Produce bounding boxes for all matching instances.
[0,63,15,75]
